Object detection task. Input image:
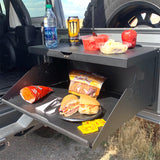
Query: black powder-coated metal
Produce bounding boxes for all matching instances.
[28,44,156,68]
[2,63,119,147]
[2,44,158,148]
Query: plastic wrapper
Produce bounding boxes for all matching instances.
[77,124,99,134]
[100,39,128,54]
[82,119,106,128]
[69,70,105,98]
[78,119,106,134]
[20,85,53,103]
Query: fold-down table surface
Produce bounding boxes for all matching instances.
[28,44,156,68]
[1,44,157,149]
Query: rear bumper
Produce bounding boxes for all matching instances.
[137,109,160,124]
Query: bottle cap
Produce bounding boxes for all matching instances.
[46,4,52,8]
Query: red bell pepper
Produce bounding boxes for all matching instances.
[121,30,137,49]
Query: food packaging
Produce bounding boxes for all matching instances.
[78,119,106,134]
[20,85,53,103]
[100,39,128,54]
[68,70,105,98]
[81,34,109,51]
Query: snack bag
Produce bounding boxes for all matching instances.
[20,85,53,103]
[93,119,106,127]
[69,70,105,98]
[77,124,99,134]
[78,119,106,134]
[82,119,106,128]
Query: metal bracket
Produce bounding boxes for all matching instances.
[0,138,6,151]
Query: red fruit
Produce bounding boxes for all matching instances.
[121,30,137,49]
[97,34,109,42]
[82,34,109,51]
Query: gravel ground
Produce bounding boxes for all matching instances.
[0,126,106,160]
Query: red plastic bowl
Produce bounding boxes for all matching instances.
[81,34,109,51]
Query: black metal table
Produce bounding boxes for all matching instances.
[2,44,158,149]
[28,44,156,68]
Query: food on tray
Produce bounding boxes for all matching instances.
[82,118,106,128]
[77,124,99,134]
[121,29,137,49]
[59,94,80,117]
[100,39,128,54]
[20,85,53,103]
[59,94,102,117]
[69,70,105,98]
[78,118,106,134]
[92,118,106,127]
[81,34,109,51]
[78,95,100,115]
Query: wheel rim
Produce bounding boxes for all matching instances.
[107,1,160,28]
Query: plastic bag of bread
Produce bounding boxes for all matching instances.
[69,70,105,98]
[100,39,128,54]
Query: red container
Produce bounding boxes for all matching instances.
[81,34,109,51]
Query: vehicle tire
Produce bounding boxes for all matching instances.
[83,0,106,28]
[83,0,160,28]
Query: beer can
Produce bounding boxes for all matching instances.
[67,16,80,45]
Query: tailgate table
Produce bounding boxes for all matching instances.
[2,43,157,149]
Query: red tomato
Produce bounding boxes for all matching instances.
[121,30,137,49]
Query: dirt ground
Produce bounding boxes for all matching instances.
[0,126,106,160]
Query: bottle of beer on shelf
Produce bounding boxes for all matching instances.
[44,2,58,48]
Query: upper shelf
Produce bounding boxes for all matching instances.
[28,44,156,68]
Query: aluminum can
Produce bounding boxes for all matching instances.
[67,16,80,45]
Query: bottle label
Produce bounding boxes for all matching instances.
[44,27,57,41]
